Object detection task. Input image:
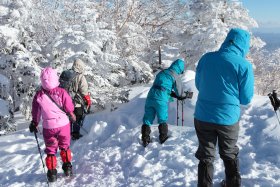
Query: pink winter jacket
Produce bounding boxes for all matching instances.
[32,67,74,129]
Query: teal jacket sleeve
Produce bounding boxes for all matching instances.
[239,62,254,105]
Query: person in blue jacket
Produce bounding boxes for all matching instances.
[142,59,187,147]
[194,28,254,187]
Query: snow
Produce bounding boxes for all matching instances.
[1,72,280,186]
[0,99,9,117]
[0,5,9,17]
[0,26,19,46]
[0,73,9,85]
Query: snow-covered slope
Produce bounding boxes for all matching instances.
[1,71,280,187]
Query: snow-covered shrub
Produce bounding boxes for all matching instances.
[0,0,41,121]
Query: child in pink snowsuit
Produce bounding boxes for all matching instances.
[30,67,76,182]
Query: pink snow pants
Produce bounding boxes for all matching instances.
[43,124,71,155]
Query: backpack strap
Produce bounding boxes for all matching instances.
[42,89,67,114]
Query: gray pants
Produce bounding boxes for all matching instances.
[194,118,239,163]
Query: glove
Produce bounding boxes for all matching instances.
[83,94,91,107]
[29,121,38,133]
[68,112,76,123]
[170,91,178,98]
[177,91,194,100]
[177,95,187,100]
[171,91,187,100]
[83,94,91,113]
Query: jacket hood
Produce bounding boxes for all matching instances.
[168,59,185,75]
[40,67,60,91]
[72,59,85,73]
[219,28,250,57]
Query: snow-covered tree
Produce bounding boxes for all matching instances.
[253,48,280,95]
[0,0,42,122]
[94,0,188,69]
[25,0,66,46]
[41,1,120,108]
[181,0,258,69]
[0,0,274,122]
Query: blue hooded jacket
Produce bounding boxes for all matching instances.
[143,59,185,125]
[146,59,185,102]
[194,28,254,125]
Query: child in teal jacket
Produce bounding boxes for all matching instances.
[142,59,187,147]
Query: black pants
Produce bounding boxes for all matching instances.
[72,107,84,134]
[194,118,240,187]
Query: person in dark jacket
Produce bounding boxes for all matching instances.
[194,28,254,187]
[141,59,188,147]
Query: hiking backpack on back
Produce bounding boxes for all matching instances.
[59,69,76,93]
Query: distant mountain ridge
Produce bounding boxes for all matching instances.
[254,32,280,51]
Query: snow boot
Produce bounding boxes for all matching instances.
[141,124,151,147]
[71,132,83,140]
[220,180,226,187]
[62,162,73,176]
[158,123,168,144]
[47,169,57,182]
[45,155,57,182]
[197,160,214,187]
[60,149,73,176]
[223,158,241,187]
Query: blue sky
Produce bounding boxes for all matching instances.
[242,0,280,33]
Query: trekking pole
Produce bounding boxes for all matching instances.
[177,99,179,126]
[181,100,184,126]
[34,132,49,187]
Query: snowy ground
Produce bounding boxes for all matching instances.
[1,71,280,187]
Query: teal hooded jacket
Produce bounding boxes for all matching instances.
[143,59,185,125]
[194,28,254,125]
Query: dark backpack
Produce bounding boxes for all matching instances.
[59,69,89,112]
[59,69,77,93]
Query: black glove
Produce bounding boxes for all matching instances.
[29,121,38,133]
[178,91,194,100]
[177,95,187,100]
[170,91,177,98]
[171,91,187,100]
[177,91,194,100]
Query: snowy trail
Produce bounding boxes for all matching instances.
[238,95,280,186]
[14,111,30,131]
